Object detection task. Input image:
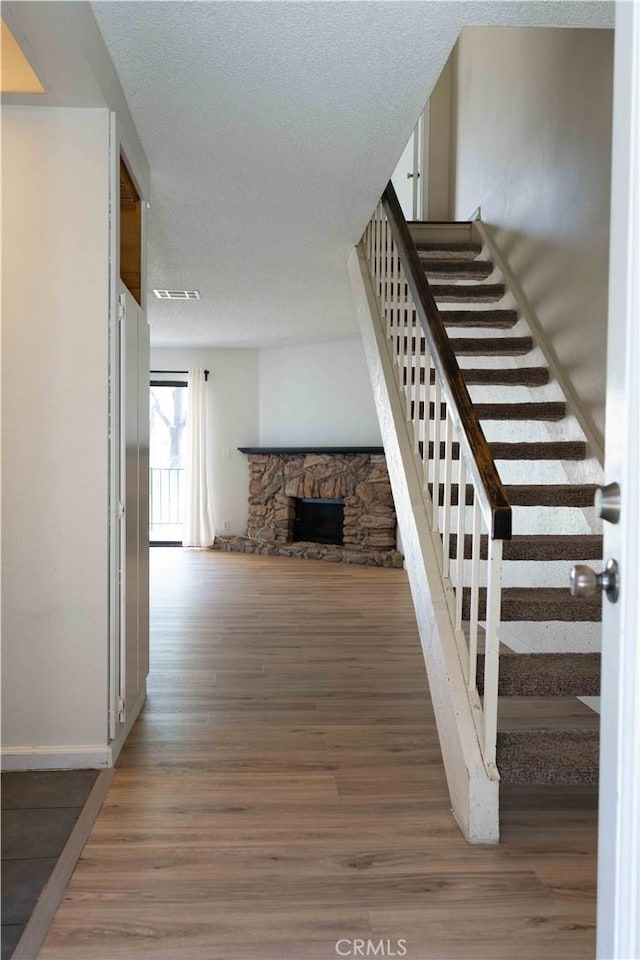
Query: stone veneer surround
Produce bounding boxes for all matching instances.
[213,449,402,567]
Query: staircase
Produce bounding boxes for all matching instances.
[348,184,602,841]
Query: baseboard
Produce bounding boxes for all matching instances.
[2,684,147,771]
[108,683,146,765]
[1,745,111,771]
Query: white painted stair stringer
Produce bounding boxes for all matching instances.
[348,244,500,844]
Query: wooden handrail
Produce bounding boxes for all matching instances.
[381,182,512,540]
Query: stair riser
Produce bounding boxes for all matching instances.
[447,560,602,591]
[433,505,596,540]
[497,621,601,653]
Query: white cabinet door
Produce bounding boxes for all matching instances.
[137,295,150,683]
[121,283,140,722]
[110,281,149,735]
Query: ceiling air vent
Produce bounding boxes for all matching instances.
[153,289,200,300]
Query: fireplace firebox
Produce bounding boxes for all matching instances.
[293,498,344,545]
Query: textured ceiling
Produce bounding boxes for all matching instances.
[91,1,612,348]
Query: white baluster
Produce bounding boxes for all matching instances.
[405,308,415,421]
[385,219,391,333]
[412,353,420,454]
[373,210,378,300]
[380,214,385,311]
[455,454,467,631]
[412,315,422,452]
[468,497,482,692]
[431,377,442,532]
[392,243,400,345]
[379,206,385,302]
[376,206,382,302]
[441,413,454,578]
[483,536,503,766]
[421,359,431,490]
[398,280,406,385]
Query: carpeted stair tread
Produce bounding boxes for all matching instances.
[505,484,597,506]
[412,240,482,259]
[419,440,587,461]
[461,367,549,386]
[449,336,533,356]
[400,335,532,355]
[492,440,587,461]
[477,653,601,698]
[440,309,519,328]
[432,483,598,507]
[431,283,506,303]
[403,366,550,387]
[414,400,566,421]
[497,729,599,785]
[449,533,603,561]
[462,587,602,622]
[422,259,493,279]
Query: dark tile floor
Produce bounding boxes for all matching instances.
[1,770,99,960]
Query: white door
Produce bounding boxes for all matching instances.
[391,116,424,220]
[596,2,640,956]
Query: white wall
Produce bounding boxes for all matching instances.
[151,339,382,535]
[426,56,453,221]
[2,1,150,200]
[450,27,614,447]
[259,339,382,447]
[2,107,111,760]
[150,348,259,535]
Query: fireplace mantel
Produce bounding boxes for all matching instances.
[238,447,384,455]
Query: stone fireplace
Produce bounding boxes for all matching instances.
[212,447,402,567]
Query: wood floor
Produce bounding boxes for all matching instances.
[40,550,598,960]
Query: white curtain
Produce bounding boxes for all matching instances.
[182,369,215,547]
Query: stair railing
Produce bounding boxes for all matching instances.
[362,183,512,773]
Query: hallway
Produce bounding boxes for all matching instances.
[40,550,597,959]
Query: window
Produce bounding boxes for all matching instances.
[149,380,187,545]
